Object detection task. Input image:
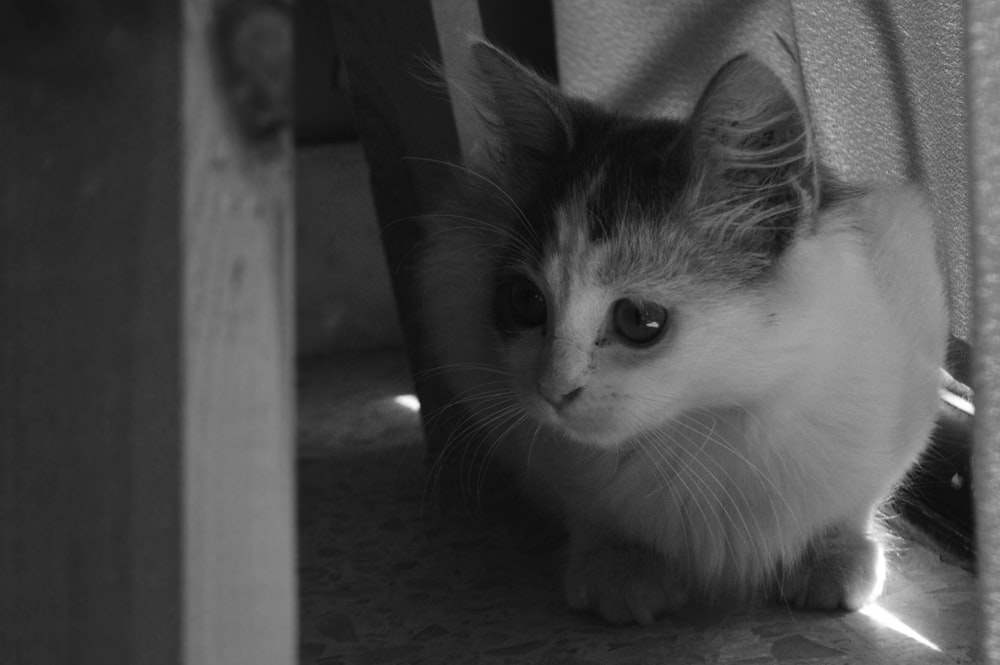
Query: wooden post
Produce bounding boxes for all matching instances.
[183,1,294,663]
[0,1,295,663]
[327,0,480,453]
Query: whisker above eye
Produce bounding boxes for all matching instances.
[403,155,534,229]
[413,363,513,380]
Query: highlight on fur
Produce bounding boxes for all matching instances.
[417,39,948,625]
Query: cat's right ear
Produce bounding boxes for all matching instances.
[688,56,818,258]
[470,40,573,161]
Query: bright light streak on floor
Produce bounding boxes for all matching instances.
[393,394,421,412]
[860,603,941,652]
[938,387,975,416]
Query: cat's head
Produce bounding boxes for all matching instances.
[464,42,820,449]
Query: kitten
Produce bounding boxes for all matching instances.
[417,41,947,624]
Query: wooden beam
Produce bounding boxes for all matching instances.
[0,1,294,663]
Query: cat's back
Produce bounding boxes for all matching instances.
[798,183,947,464]
[765,183,946,452]
[846,184,947,364]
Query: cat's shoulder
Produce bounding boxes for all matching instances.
[819,180,935,250]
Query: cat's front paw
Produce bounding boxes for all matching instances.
[564,542,688,625]
[779,527,884,611]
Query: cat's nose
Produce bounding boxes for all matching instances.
[540,385,583,411]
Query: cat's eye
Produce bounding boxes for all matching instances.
[612,299,669,346]
[501,277,547,329]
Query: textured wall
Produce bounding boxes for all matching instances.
[553,0,970,339]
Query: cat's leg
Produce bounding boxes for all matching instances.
[778,519,885,611]
[564,524,688,624]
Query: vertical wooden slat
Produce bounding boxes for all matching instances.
[968,1,1000,662]
[183,1,295,663]
[326,0,480,452]
[0,1,294,663]
[0,4,183,665]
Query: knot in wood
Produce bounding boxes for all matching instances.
[215,0,292,144]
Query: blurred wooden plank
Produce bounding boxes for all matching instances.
[0,1,294,663]
[183,0,296,663]
[0,5,183,664]
[969,0,1000,661]
[183,1,295,663]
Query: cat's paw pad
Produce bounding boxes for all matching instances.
[780,530,884,611]
[565,544,687,624]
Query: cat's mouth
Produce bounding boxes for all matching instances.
[524,395,630,449]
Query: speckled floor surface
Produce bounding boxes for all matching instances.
[298,350,980,664]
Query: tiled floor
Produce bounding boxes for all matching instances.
[298,350,979,664]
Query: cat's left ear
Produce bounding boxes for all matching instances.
[689,56,818,255]
[470,40,573,162]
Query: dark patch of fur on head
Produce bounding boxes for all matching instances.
[458,42,826,292]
